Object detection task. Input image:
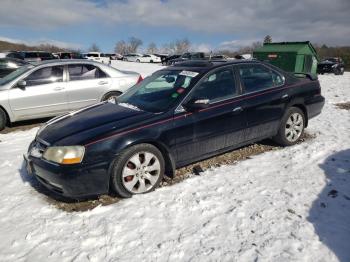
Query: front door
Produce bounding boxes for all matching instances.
[8,65,67,120]
[174,66,247,166]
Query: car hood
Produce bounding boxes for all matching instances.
[37,102,153,145]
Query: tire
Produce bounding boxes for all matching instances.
[102,91,122,104]
[0,108,6,131]
[150,60,153,63]
[334,68,341,75]
[110,144,165,198]
[136,59,140,63]
[273,107,305,146]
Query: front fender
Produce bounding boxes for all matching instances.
[84,127,177,178]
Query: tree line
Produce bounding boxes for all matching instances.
[1,37,349,70]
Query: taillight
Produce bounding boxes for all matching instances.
[136,75,143,84]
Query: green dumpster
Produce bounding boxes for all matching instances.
[253,41,319,78]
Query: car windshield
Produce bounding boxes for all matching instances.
[117,69,199,113]
[0,65,33,86]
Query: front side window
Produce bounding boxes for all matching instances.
[188,67,236,103]
[24,66,63,86]
[239,64,284,93]
[68,64,107,81]
[117,70,197,112]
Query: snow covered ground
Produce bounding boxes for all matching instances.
[0,63,349,261]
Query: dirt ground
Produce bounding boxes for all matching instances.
[0,118,50,134]
[336,102,350,110]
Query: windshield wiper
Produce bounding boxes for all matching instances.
[118,102,142,111]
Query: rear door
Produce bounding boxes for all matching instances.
[8,65,68,120]
[66,63,111,110]
[237,63,287,141]
[174,66,247,165]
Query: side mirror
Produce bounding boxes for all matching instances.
[17,80,27,89]
[183,98,210,112]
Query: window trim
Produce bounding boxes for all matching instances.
[176,65,239,113]
[66,63,109,82]
[236,63,285,95]
[175,63,286,114]
[23,65,65,87]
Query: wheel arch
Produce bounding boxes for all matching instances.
[290,103,308,127]
[103,135,177,194]
[101,90,122,102]
[127,139,176,179]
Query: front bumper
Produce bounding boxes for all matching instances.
[24,148,111,199]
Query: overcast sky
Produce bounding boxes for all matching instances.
[0,0,349,52]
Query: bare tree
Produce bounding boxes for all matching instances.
[128,37,143,53]
[115,40,128,55]
[263,35,272,44]
[175,38,191,54]
[147,42,158,54]
[89,43,100,52]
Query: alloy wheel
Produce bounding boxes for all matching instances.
[285,112,304,142]
[122,151,161,194]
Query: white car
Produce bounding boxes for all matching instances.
[83,52,110,64]
[123,54,161,63]
[0,60,142,130]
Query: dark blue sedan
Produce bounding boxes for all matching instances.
[25,60,325,199]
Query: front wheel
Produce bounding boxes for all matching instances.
[110,144,165,198]
[273,107,305,146]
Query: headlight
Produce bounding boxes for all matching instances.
[43,146,85,165]
[332,64,337,68]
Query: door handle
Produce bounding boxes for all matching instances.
[98,81,108,85]
[281,94,289,100]
[53,87,64,91]
[232,106,243,114]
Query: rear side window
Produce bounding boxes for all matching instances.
[239,64,284,93]
[68,64,108,81]
[25,66,63,86]
[190,67,236,103]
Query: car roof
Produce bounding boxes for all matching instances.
[32,59,99,66]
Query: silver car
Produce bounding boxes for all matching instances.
[0,59,141,130]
